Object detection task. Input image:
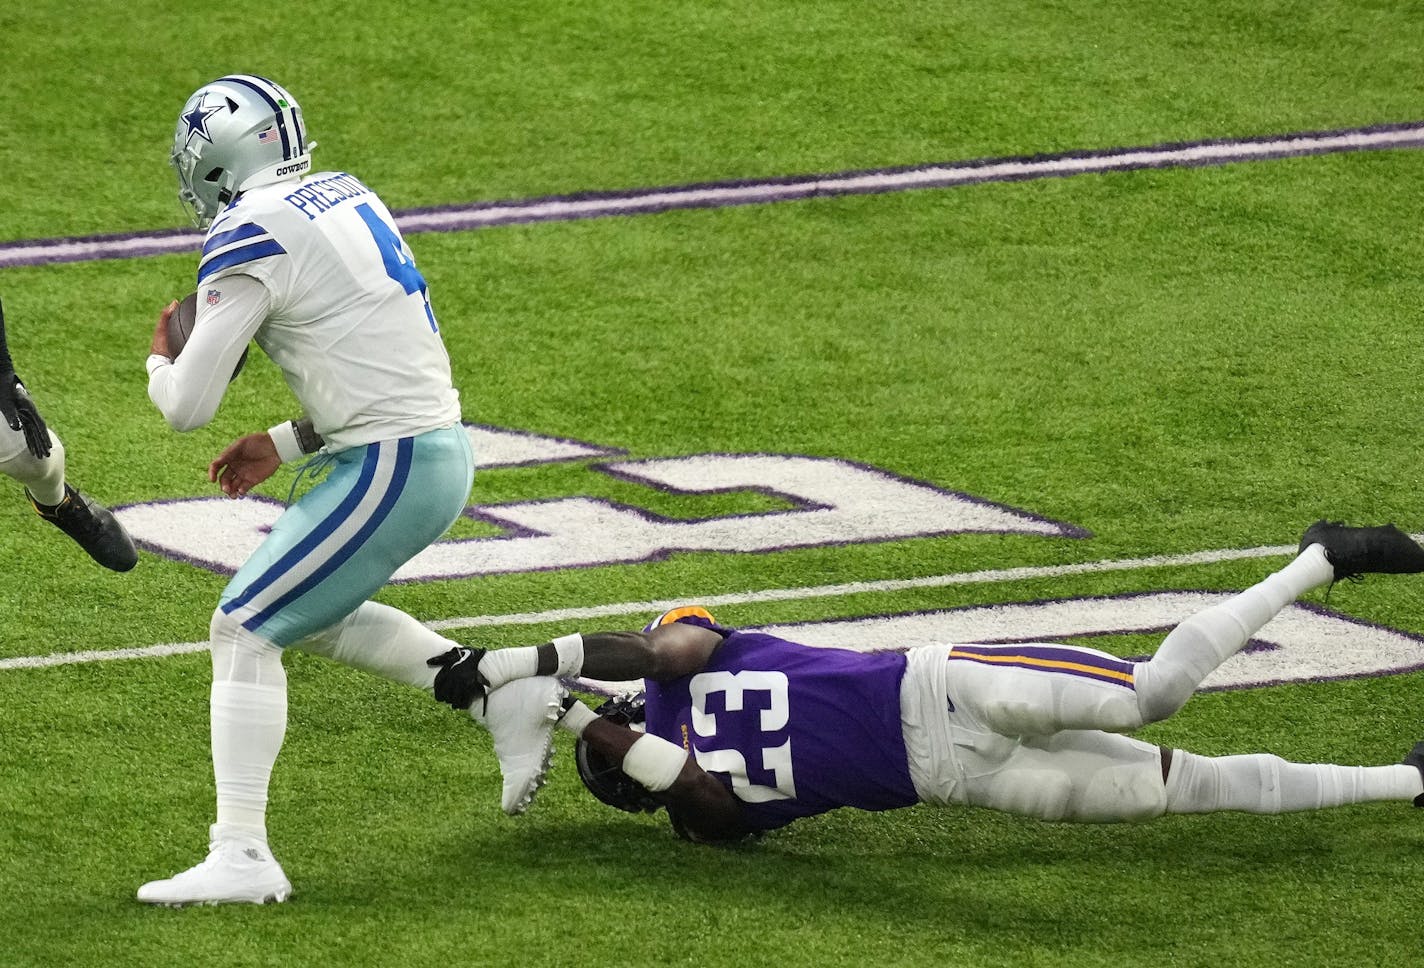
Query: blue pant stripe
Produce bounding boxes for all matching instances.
[242,438,413,630]
[221,444,381,617]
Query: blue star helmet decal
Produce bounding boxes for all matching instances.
[181,98,224,149]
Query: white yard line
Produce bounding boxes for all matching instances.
[0,541,1294,671]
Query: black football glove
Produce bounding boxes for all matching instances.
[0,372,51,460]
[426,646,489,710]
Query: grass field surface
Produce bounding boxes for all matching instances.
[3,2,1424,965]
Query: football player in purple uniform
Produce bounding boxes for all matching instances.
[429,521,1424,841]
[0,296,136,571]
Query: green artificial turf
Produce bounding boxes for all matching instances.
[4,1,1424,965]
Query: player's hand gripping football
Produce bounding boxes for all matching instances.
[209,431,282,498]
[150,299,179,358]
[0,372,50,460]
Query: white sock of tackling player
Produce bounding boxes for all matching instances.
[1166,752,1423,813]
[0,430,65,505]
[478,633,584,690]
[209,609,287,843]
[1133,546,1334,723]
[295,601,460,691]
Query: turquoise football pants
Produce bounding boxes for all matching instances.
[218,425,473,647]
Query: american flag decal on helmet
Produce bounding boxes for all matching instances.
[218,74,306,161]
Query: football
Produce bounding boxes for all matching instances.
[167,291,249,380]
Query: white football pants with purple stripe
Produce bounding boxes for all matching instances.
[901,547,1423,821]
[219,425,473,646]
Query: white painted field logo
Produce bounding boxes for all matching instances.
[98,423,1424,694]
[113,424,1086,580]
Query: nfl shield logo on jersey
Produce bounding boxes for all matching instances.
[206,289,222,306]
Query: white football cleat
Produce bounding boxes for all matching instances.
[473,676,566,815]
[137,825,292,907]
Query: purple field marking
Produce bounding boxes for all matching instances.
[4,122,1422,270]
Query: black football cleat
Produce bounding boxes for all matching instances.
[1401,742,1424,808]
[29,484,138,572]
[1298,520,1424,581]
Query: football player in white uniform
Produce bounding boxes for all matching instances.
[139,75,564,907]
[0,296,136,571]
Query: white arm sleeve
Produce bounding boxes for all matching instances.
[147,274,270,431]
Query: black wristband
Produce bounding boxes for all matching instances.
[293,417,324,455]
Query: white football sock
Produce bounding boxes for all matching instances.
[211,680,286,840]
[1134,547,1333,723]
[209,609,287,841]
[1165,750,1422,814]
[295,601,458,692]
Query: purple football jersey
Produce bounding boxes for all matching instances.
[645,628,917,831]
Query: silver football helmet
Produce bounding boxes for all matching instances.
[170,74,315,227]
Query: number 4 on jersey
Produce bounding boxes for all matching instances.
[356,202,438,332]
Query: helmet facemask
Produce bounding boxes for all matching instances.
[573,693,664,814]
[170,140,239,228]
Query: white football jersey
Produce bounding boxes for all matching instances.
[190,171,461,450]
